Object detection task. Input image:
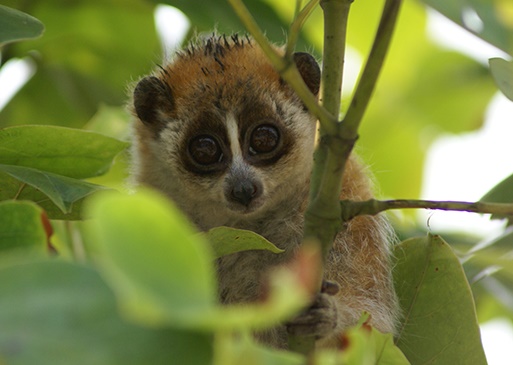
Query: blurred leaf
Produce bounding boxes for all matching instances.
[83,104,131,140]
[203,226,284,259]
[420,0,513,55]
[393,234,487,365]
[406,51,496,133]
[86,189,310,331]
[0,125,128,179]
[1,0,159,128]
[0,164,108,214]
[0,5,44,46]
[314,326,410,365]
[490,57,513,101]
[0,200,46,252]
[86,189,218,326]
[0,260,213,365]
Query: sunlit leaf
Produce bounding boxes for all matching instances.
[393,234,487,365]
[203,226,284,259]
[0,125,128,179]
[0,200,46,252]
[489,58,513,101]
[0,5,44,46]
[0,260,213,365]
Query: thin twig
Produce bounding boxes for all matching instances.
[286,0,320,56]
[341,199,513,222]
[227,0,338,134]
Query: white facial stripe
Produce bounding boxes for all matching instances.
[226,113,243,160]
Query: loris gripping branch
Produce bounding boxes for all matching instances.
[130,34,399,349]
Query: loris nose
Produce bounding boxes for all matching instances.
[231,180,260,207]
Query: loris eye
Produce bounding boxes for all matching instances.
[249,125,280,155]
[188,135,223,165]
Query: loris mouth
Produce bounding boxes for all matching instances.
[226,198,265,215]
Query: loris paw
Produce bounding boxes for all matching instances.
[286,280,340,339]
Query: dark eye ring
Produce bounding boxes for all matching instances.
[249,124,280,155]
[188,135,223,165]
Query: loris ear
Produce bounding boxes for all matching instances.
[293,52,321,96]
[133,76,174,132]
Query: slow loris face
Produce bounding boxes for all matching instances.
[131,35,320,230]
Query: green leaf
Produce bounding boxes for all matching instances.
[0,171,86,220]
[0,164,108,215]
[490,58,513,101]
[0,125,128,179]
[0,200,46,252]
[481,173,513,203]
[203,226,284,259]
[86,189,310,331]
[393,234,487,365]
[480,172,513,222]
[0,260,213,365]
[0,5,44,46]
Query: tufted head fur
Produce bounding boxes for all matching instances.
[130,34,320,232]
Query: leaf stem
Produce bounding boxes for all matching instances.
[13,183,26,200]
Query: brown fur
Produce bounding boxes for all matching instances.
[130,34,398,349]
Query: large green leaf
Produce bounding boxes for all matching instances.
[203,226,284,259]
[0,200,46,252]
[393,235,487,365]
[0,125,128,179]
[86,189,310,331]
[0,5,44,46]
[0,164,108,215]
[0,260,213,365]
[86,188,218,326]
